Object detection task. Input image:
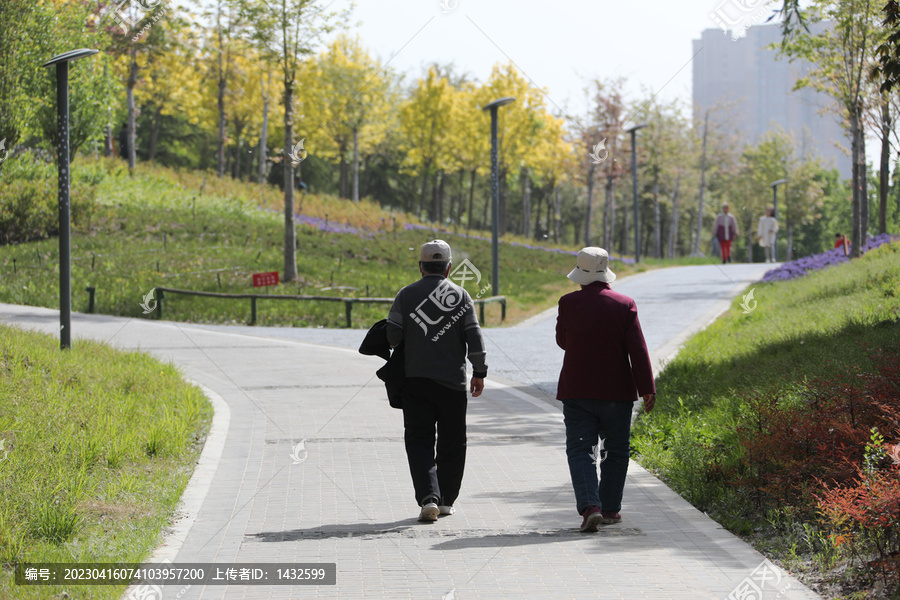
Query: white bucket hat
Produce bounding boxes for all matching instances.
[567,247,616,285]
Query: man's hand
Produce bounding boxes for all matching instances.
[642,393,656,413]
[470,377,484,397]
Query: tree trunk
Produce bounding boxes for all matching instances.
[339,147,349,199]
[605,176,616,250]
[533,183,543,240]
[652,167,661,258]
[419,164,429,218]
[850,104,862,258]
[436,169,446,223]
[430,170,439,222]
[283,83,297,282]
[622,198,630,256]
[668,172,681,258]
[603,176,611,249]
[499,167,508,234]
[258,70,270,185]
[482,178,489,230]
[148,106,161,162]
[216,76,226,179]
[522,167,531,238]
[467,169,476,232]
[352,128,359,203]
[584,162,595,246]
[126,47,138,175]
[457,170,466,225]
[554,187,561,243]
[693,110,709,256]
[786,223,794,261]
[879,100,890,235]
[860,119,868,245]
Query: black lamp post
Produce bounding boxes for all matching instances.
[482,97,515,296]
[626,124,648,262]
[770,178,788,262]
[43,49,99,350]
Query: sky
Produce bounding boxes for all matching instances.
[325,0,780,119]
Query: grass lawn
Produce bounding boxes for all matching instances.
[0,157,688,329]
[0,324,212,599]
[631,239,900,597]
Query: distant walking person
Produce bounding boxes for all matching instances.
[387,240,487,522]
[835,233,849,256]
[556,247,656,532]
[715,203,739,263]
[757,207,779,263]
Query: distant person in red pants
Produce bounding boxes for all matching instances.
[714,203,739,263]
[835,233,849,256]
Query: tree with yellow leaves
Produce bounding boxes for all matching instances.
[398,66,454,219]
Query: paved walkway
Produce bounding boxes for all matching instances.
[0,263,821,600]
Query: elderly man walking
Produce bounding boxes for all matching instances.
[556,247,656,532]
[387,240,487,522]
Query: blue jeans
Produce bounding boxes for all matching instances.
[562,398,633,515]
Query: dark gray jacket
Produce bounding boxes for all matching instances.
[387,274,487,391]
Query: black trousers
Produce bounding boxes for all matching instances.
[401,377,468,507]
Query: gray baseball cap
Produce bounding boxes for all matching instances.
[420,239,452,262]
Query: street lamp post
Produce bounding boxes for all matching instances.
[482,97,515,296]
[770,179,788,262]
[626,124,648,262]
[43,48,99,350]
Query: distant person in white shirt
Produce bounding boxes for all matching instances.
[757,207,778,263]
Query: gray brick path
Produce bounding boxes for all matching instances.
[0,263,821,600]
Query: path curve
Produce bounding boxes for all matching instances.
[0,263,821,600]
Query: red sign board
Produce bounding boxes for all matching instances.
[252,271,280,287]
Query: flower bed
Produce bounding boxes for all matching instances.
[760,233,897,283]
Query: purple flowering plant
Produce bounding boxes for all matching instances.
[760,233,897,283]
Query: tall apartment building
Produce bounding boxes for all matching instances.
[692,22,849,178]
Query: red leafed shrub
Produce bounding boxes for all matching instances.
[731,350,900,590]
[817,461,900,588]
[732,350,900,516]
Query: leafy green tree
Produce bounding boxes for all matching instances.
[781,0,886,257]
[0,1,117,165]
[239,0,349,282]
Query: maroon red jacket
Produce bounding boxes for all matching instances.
[555,282,656,402]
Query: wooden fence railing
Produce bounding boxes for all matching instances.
[152,286,506,327]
